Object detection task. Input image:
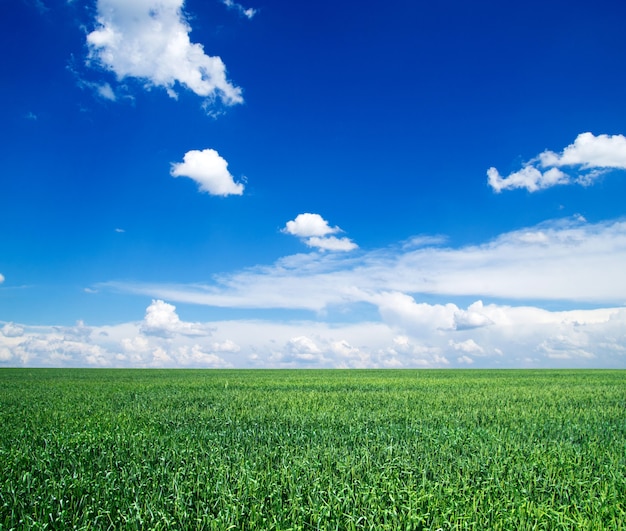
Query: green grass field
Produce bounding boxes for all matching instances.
[1,369,624,530]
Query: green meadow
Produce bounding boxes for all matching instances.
[0,369,624,530]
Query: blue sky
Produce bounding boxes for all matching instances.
[1,0,626,368]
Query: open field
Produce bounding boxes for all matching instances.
[1,369,625,530]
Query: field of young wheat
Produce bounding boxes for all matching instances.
[0,369,624,530]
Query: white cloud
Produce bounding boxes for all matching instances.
[283,213,358,252]
[222,0,257,19]
[2,323,24,338]
[95,82,116,101]
[401,234,448,249]
[6,216,625,369]
[86,0,243,106]
[283,213,340,237]
[488,132,626,192]
[487,166,569,193]
[449,338,484,354]
[140,299,212,337]
[305,236,358,252]
[171,148,244,196]
[174,345,232,367]
[0,273,4,284]
[453,301,493,330]
[1,302,625,368]
[283,336,325,363]
[106,217,626,309]
[538,132,626,169]
[370,291,457,332]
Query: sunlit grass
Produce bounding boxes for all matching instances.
[1,369,624,529]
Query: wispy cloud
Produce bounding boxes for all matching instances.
[171,148,245,196]
[222,0,257,19]
[104,216,626,310]
[86,0,243,106]
[488,132,626,192]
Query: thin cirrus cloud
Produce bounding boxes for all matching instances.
[103,216,626,311]
[222,0,257,19]
[487,132,626,192]
[86,0,243,105]
[171,148,245,196]
[283,213,358,252]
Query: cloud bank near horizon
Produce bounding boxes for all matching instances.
[1,298,624,368]
[2,215,625,369]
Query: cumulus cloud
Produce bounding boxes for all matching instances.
[174,345,233,367]
[449,339,484,354]
[8,216,625,369]
[283,213,357,252]
[2,323,24,338]
[0,273,4,284]
[1,303,625,368]
[222,0,257,19]
[141,299,212,336]
[86,0,243,106]
[284,336,324,363]
[539,132,626,169]
[284,213,340,237]
[488,132,626,192]
[453,301,494,330]
[171,148,244,196]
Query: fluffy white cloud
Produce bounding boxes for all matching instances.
[283,213,340,237]
[488,132,626,192]
[453,301,494,330]
[0,273,4,284]
[171,149,244,196]
[2,301,624,368]
[487,166,569,193]
[449,339,484,354]
[283,213,357,252]
[539,132,626,169]
[87,0,243,105]
[141,299,212,336]
[1,323,24,338]
[284,336,324,363]
[6,215,625,369]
